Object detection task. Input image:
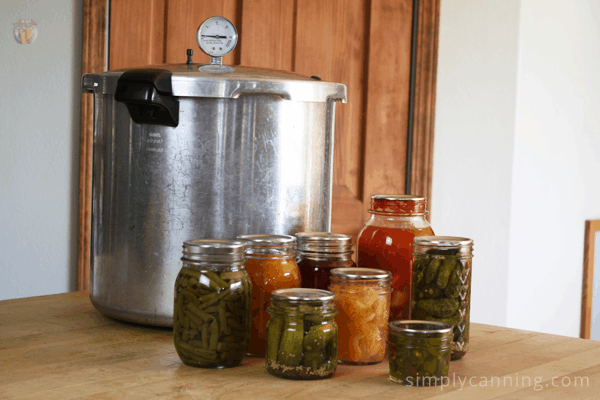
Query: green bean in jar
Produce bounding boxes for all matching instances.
[173,239,252,368]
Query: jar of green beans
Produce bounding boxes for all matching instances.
[173,239,252,368]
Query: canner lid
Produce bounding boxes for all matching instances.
[82,64,347,103]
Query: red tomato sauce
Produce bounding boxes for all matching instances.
[357,225,434,320]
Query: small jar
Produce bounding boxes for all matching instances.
[357,195,434,321]
[295,232,357,290]
[388,320,453,386]
[328,267,392,364]
[173,239,251,369]
[411,236,474,360]
[236,234,302,356]
[266,288,338,380]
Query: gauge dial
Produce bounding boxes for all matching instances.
[197,16,238,57]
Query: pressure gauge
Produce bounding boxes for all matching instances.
[197,16,238,63]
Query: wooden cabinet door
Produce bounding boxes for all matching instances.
[78,0,439,289]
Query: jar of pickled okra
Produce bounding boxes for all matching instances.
[173,239,252,368]
[328,267,392,364]
[266,288,338,380]
[295,232,356,290]
[411,236,473,360]
[236,234,302,356]
[357,195,434,321]
[388,320,453,386]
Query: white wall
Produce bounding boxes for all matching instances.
[0,1,82,300]
[432,0,521,327]
[507,0,600,336]
[434,0,600,337]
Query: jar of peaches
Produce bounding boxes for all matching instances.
[357,195,434,321]
[236,234,301,356]
[329,267,392,364]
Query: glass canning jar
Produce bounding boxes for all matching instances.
[388,320,453,386]
[295,232,357,290]
[357,194,434,321]
[328,267,392,364]
[266,288,338,380]
[173,239,251,368]
[236,234,301,356]
[411,236,474,360]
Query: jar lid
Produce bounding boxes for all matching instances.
[181,239,246,262]
[295,232,353,253]
[369,194,427,215]
[330,267,391,281]
[414,236,473,247]
[237,234,296,247]
[413,236,474,256]
[389,320,453,337]
[271,288,335,303]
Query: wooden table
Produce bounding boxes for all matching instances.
[1,292,599,399]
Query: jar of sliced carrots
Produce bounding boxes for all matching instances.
[329,268,392,364]
[236,234,301,356]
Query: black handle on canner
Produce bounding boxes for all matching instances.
[115,69,179,127]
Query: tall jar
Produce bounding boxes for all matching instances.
[237,234,302,356]
[329,267,392,364]
[295,232,356,290]
[266,288,338,380]
[173,239,252,368]
[411,236,474,360]
[357,195,434,321]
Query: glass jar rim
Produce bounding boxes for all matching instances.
[181,239,246,262]
[372,194,426,201]
[330,267,391,281]
[271,288,335,303]
[414,236,473,248]
[369,194,428,216]
[413,236,474,256]
[295,232,353,252]
[297,249,354,258]
[389,320,453,336]
[237,234,296,247]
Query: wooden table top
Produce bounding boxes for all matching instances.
[1,291,599,399]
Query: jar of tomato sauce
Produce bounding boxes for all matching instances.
[295,232,356,290]
[236,234,301,356]
[357,195,434,321]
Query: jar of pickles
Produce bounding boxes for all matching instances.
[328,267,391,364]
[266,288,338,380]
[295,232,356,290]
[236,234,301,356]
[411,236,473,360]
[357,195,434,321]
[388,320,453,386]
[173,239,252,368]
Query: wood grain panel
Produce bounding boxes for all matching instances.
[78,0,108,291]
[240,0,295,70]
[295,0,368,235]
[109,0,166,69]
[410,0,440,216]
[79,0,441,285]
[581,219,600,339]
[362,0,414,212]
[164,0,239,65]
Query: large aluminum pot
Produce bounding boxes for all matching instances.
[82,64,346,326]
